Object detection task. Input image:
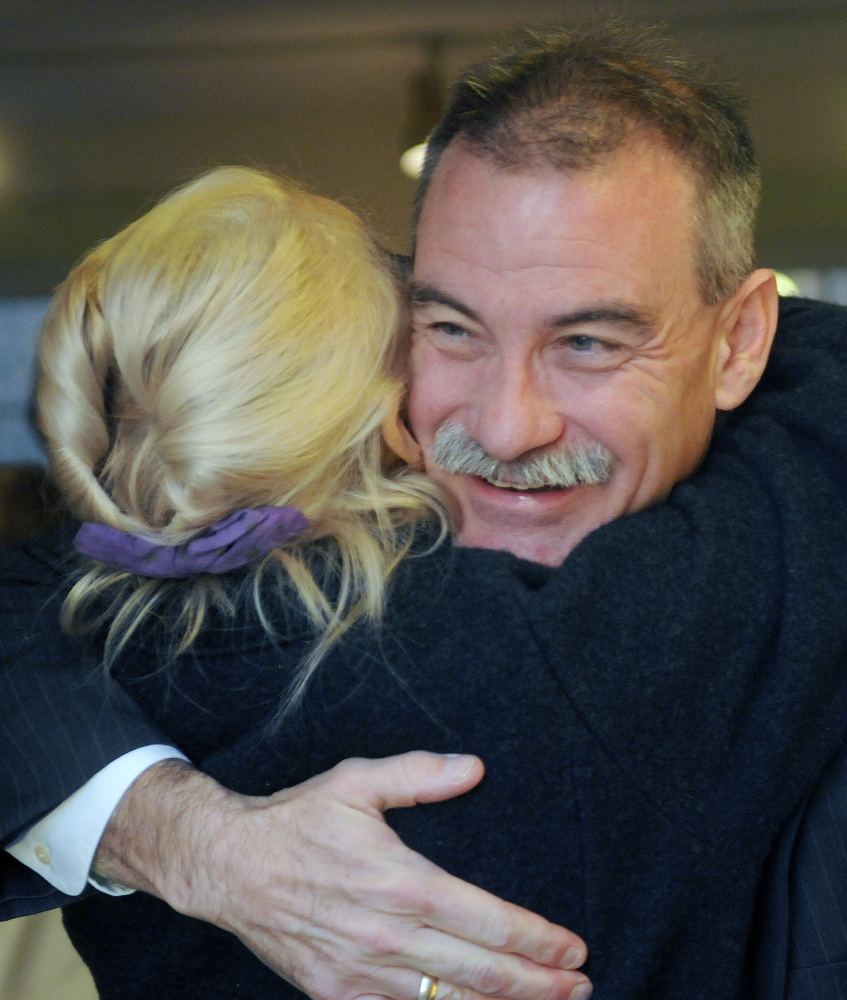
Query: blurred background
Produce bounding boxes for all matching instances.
[1,0,846,464]
[0,3,844,996]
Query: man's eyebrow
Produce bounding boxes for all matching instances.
[410,287,654,334]
[550,306,654,331]
[409,284,482,324]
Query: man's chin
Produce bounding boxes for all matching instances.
[454,525,573,567]
[454,480,600,566]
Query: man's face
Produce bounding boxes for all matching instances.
[409,138,732,566]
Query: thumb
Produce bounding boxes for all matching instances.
[349,751,484,814]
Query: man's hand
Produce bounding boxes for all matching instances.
[94,753,591,1000]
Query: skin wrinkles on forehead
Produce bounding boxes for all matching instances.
[433,146,698,270]
[421,241,646,284]
[412,189,702,350]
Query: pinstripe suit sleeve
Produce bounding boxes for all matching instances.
[753,744,847,999]
[0,525,170,916]
[786,746,847,997]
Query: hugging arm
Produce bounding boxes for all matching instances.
[94,755,589,1000]
[502,297,847,992]
[0,532,589,999]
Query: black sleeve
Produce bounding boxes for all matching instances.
[514,296,847,854]
[0,524,172,916]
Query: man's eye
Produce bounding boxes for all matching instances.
[552,333,628,372]
[433,322,469,337]
[566,334,600,352]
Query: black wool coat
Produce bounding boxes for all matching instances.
[5,298,847,998]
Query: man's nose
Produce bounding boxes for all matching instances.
[468,360,566,461]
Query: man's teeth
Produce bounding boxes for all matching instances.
[485,478,546,490]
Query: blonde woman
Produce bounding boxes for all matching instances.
[39,166,447,708]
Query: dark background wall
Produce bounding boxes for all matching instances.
[0,0,845,295]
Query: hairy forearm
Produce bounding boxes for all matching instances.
[92,759,235,910]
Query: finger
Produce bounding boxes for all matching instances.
[410,870,587,972]
[434,978,594,1000]
[391,928,588,1000]
[440,980,593,1000]
[338,752,486,812]
[239,918,590,1000]
[434,971,593,1000]
[363,963,592,1000]
[418,929,587,984]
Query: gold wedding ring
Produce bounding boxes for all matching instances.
[417,975,438,1000]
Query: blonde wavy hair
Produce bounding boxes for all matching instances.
[37,166,449,706]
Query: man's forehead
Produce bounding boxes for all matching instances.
[416,135,696,232]
[413,139,701,305]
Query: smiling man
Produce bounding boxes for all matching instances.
[406,43,775,566]
[3,21,847,1000]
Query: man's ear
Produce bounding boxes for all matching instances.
[714,269,779,411]
[381,408,423,464]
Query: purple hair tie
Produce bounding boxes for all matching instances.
[74,506,310,578]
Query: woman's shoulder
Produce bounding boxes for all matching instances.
[0,522,81,630]
[0,523,83,663]
[0,521,80,584]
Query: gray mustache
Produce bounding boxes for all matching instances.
[431,421,614,489]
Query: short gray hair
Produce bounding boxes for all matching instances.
[414,22,760,305]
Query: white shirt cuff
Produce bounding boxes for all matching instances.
[5,745,189,897]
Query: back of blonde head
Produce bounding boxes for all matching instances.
[38,167,447,704]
